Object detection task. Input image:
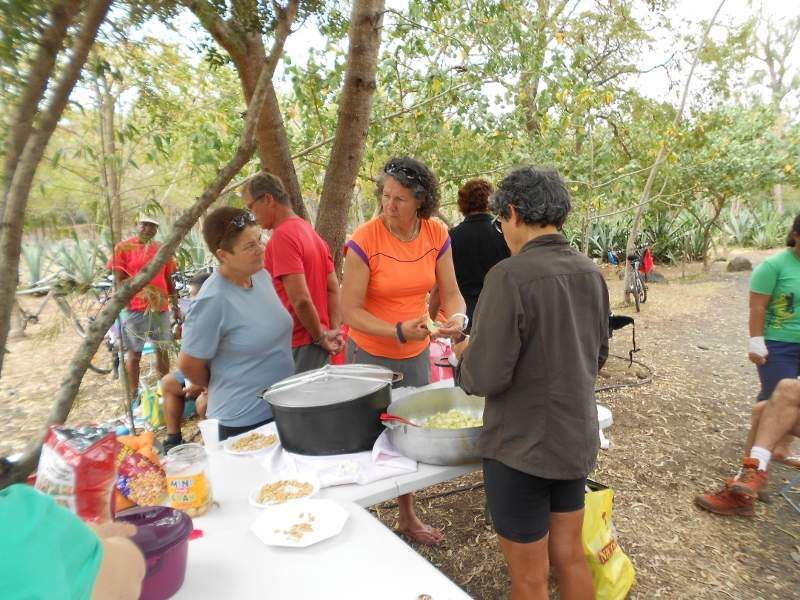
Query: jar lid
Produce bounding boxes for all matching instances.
[116,506,193,557]
[262,364,395,408]
[166,443,206,460]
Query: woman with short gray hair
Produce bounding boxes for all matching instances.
[455,166,609,600]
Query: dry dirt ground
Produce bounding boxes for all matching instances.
[2,250,800,599]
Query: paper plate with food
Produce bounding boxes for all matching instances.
[250,499,349,548]
[248,474,320,508]
[223,426,279,456]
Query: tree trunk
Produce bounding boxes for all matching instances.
[2,0,82,212]
[701,198,725,270]
[315,0,385,272]
[0,38,278,489]
[186,0,307,219]
[0,0,113,378]
[95,75,123,241]
[622,0,727,302]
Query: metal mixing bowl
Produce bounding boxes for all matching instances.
[384,388,485,465]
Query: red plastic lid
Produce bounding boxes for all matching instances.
[116,506,193,557]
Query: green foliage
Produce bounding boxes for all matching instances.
[50,232,108,289]
[20,242,50,286]
[175,229,212,272]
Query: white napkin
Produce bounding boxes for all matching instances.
[261,431,416,488]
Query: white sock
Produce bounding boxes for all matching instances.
[749,446,772,471]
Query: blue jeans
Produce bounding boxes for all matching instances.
[756,340,800,401]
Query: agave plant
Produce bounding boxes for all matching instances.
[50,232,108,290]
[20,242,51,287]
[722,208,754,247]
[177,229,213,272]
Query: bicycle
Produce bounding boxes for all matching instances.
[608,246,651,312]
[14,273,85,335]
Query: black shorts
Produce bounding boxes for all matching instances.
[483,458,586,544]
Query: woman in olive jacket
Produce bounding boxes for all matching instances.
[455,166,609,600]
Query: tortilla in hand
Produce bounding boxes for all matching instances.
[426,317,440,336]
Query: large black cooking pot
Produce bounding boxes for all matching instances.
[261,364,400,456]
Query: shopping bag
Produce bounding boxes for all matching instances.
[582,487,635,600]
[139,385,165,428]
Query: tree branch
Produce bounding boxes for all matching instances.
[292,80,475,161]
[0,31,279,489]
[183,0,246,63]
[0,0,114,378]
[2,0,83,206]
[622,0,727,301]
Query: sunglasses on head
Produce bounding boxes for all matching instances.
[217,211,257,251]
[384,162,423,185]
[229,211,256,229]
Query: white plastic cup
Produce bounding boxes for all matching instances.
[198,418,220,452]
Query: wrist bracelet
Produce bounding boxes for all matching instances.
[313,331,327,346]
[451,312,469,330]
[396,321,407,344]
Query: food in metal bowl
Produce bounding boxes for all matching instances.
[423,408,482,429]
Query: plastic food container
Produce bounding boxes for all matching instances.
[116,506,193,600]
[165,443,213,517]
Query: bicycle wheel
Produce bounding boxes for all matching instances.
[633,278,641,313]
[638,281,648,305]
[88,341,114,375]
[55,295,88,337]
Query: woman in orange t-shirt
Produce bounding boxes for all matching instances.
[342,156,466,545]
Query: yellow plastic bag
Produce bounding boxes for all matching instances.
[582,487,635,600]
[139,385,164,428]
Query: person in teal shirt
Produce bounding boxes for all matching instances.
[695,217,800,516]
[0,484,145,599]
[743,217,800,470]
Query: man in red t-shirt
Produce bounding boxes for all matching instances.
[243,172,343,372]
[108,216,180,398]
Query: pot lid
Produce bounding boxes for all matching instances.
[116,506,193,557]
[262,364,394,408]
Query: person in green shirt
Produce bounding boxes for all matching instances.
[747,216,800,454]
[0,484,145,599]
[694,216,800,517]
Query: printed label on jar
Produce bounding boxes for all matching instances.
[166,473,210,510]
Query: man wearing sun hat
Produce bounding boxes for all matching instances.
[108,214,180,399]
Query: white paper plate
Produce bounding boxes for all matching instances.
[248,474,320,508]
[223,425,279,456]
[250,499,349,548]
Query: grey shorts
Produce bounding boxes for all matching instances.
[292,343,330,373]
[346,339,430,388]
[121,310,173,353]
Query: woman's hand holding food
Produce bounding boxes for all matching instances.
[400,315,430,342]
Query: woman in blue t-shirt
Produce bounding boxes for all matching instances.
[179,207,294,441]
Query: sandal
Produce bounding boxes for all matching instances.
[397,524,445,546]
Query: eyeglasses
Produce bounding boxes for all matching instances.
[217,211,256,251]
[384,162,423,185]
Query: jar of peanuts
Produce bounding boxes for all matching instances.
[165,443,213,517]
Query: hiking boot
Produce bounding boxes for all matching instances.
[694,485,755,517]
[728,458,769,500]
